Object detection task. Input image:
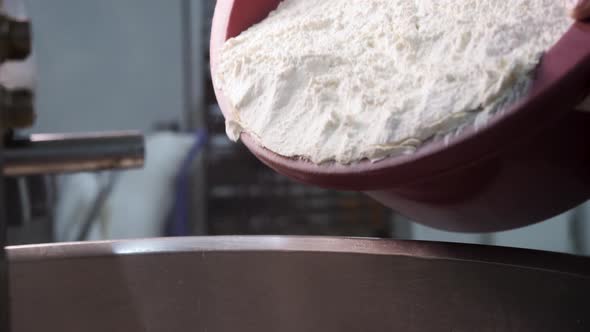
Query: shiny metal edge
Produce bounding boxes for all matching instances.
[6,236,590,277]
[4,131,145,176]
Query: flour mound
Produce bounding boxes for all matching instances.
[216,0,573,164]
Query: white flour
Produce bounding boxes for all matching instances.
[216,0,573,164]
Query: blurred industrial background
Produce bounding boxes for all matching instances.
[3,0,590,255]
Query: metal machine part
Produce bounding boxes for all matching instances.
[0,142,9,332]
[4,175,55,245]
[0,2,33,130]
[0,87,33,130]
[0,2,145,331]
[0,1,145,176]
[0,3,14,328]
[8,236,590,332]
[3,132,145,176]
[0,13,30,62]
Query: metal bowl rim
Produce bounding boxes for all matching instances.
[7,236,590,277]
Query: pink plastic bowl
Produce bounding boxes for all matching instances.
[211,0,590,232]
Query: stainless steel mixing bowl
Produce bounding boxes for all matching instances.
[8,237,590,331]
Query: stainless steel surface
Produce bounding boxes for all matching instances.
[8,236,590,332]
[3,131,144,176]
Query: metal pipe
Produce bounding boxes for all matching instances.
[3,131,144,176]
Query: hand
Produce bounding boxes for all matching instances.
[573,0,590,20]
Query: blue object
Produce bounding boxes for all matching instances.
[170,129,208,236]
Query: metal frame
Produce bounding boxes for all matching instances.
[181,0,208,235]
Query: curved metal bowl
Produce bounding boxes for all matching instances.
[8,236,590,332]
[211,0,590,232]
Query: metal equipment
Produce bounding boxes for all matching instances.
[0,2,145,331]
[2,2,590,331]
[7,237,590,332]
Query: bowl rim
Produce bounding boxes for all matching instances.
[8,236,590,277]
